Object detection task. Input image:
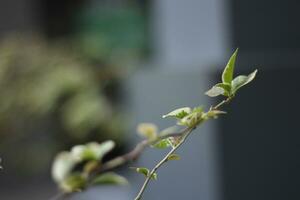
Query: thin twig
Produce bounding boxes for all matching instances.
[213,97,232,110]
[133,97,232,200]
[92,128,189,175]
[134,127,194,200]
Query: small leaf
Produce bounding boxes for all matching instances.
[215,83,231,96]
[167,154,181,161]
[167,137,181,148]
[162,107,192,119]
[135,167,150,177]
[178,107,204,127]
[205,86,225,97]
[222,49,238,84]
[192,106,203,113]
[52,152,78,183]
[137,123,158,141]
[94,140,116,159]
[60,173,86,193]
[131,167,157,180]
[231,69,257,94]
[92,172,128,185]
[151,173,158,180]
[71,140,115,162]
[152,138,172,149]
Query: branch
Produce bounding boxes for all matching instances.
[134,97,231,200]
[50,97,231,200]
[88,127,189,178]
[212,96,232,110]
[106,130,186,167]
[134,127,194,200]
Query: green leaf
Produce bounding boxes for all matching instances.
[216,83,231,96]
[136,123,158,140]
[71,140,115,162]
[52,152,78,183]
[192,106,203,113]
[96,140,116,158]
[231,69,257,94]
[167,154,181,161]
[205,85,226,97]
[167,137,181,148]
[132,167,156,180]
[178,107,204,127]
[135,167,150,177]
[60,173,86,193]
[152,138,172,149]
[151,173,158,180]
[162,107,191,119]
[222,49,238,84]
[92,172,128,185]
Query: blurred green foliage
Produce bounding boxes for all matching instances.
[74,5,147,64]
[0,35,128,174]
[0,1,148,178]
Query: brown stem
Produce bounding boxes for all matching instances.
[88,128,189,179]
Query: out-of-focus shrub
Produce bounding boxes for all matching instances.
[74,5,147,65]
[0,34,128,174]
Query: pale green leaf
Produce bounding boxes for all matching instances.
[231,69,257,94]
[162,107,191,119]
[151,173,158,180]
[222,49,238,84]
[167,137,181,148]
[152,138,172,149]
[193,106,204,113]
[52,152,78,183]
[60,173,86,193]
[167,154,181,161]
[178,107,204,127]
[71,140,115,161]
[135,167,150,177]
[205,86,225,97]
[92,172,128,185]
[95,140,116,158]
[136,123,158,140]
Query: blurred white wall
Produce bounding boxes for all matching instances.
[151,0,230,70]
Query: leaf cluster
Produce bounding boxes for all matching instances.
[205,49,257,98]
[51,141,128,193]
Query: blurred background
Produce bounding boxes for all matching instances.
[0,0,299,200]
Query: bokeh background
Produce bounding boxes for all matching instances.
[0,0,299,200]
